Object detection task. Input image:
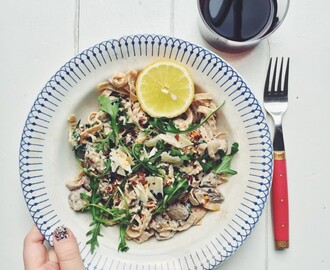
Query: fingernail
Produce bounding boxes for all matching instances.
[53,226,69,241]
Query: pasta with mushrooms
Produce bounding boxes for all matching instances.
[66,67,239,253]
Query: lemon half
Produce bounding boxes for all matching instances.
[136,60,195,118]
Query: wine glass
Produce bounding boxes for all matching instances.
[197,0,290,52]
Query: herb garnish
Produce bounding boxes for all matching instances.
[131,143,160,175]
[154,174,189,214]
[150,101,225,134]
[81,179,132,253]
[83,160,111,179]
[212,142,239,175]
[81,176,103,253]
[99,96,120,145]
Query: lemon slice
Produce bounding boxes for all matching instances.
[136,60,195,118]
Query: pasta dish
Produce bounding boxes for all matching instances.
[65,66,238,252]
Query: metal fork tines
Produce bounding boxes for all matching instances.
[264,57,290,151]
[264,57,290,250]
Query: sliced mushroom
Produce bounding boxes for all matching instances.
[66,171,89,191]
[68,188,90,211]
[194,187,224,211]
[150,214,179,233]
[200,172,226,187]
[166,203,190,221]
[189,189,200,206]
[177,206,207,231]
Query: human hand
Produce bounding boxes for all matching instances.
[23,224,85,270]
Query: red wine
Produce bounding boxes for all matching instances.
[199,0,275,42]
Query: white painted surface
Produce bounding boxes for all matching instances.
[0,0,329,269]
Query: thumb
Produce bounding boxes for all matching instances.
[52,226,85,270]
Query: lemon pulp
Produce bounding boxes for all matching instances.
[136,60,195,118]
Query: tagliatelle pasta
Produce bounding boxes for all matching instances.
[66,65,239,253]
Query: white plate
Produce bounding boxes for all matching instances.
[19,34,273,270]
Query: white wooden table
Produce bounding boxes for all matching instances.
[1,0,330,269]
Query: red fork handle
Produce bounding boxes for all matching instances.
[271,151,289,249]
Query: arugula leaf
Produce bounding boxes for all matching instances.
[170,149,194,163]
[197,157,214,172]
[84,203,127,222]
[118,224,129,252]
[98,96,120,145]
[94,133,111,153]
[99,96,119,120]
[154,174,189,214]
[86,221,102,253]
[150,101,225,134]
[169,149,182,156]
[117,186,130,218]
[80,192,91,201]
[117,187,130,252]
[83,160,111,179]
[212,142,239,175]
[83,176,104,254]
[131,143,160,175]
[83,185,131,253]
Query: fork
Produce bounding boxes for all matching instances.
[264,57,290,250]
